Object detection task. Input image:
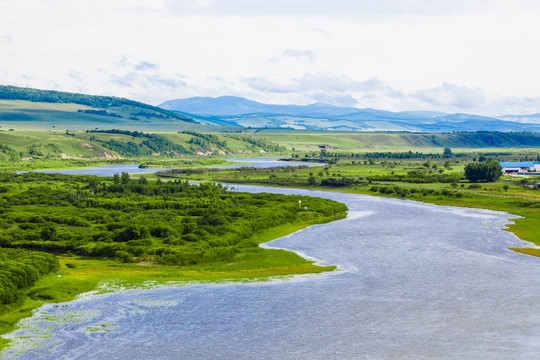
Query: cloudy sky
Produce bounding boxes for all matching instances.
[1,0,540,115]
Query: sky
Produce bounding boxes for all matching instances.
[1,0,540,116]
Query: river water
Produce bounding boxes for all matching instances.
[28,157,322,176]
[3,170,540,359]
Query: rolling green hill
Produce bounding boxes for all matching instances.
[0,85,215,132]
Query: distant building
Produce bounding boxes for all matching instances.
[499,161,540,175]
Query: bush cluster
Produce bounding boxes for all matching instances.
[464,160,502,182]
[0,248,59,305]
[0,172,347,268]
[369,185,463,198]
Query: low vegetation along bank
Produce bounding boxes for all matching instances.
[0,172,347,347]
[157,150,540,255]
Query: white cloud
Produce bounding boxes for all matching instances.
[283,49,316,61]
[116,56,129,67]
[135,61,159,71]
[247,73,397,94]
[0,35,13,44]
[415,83,485,109]
[68,70,83,81]
[311,93,358,107]
[161,0,540,17]
[110,72,187,89]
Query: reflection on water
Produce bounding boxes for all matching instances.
[3,186,540,360]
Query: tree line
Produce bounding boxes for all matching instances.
[87,129,192,156]
[311,149,468,160]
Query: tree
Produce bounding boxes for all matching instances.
[443,147,453,158]
[40,224,58,241]
[121,172,130,184]
[464,160,502,182]
[137,175,147,185]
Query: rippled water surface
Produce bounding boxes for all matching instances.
[3,185,540,359]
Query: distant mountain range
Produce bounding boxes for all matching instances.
[160,96,540,132]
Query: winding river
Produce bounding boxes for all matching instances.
[3,163,540,359]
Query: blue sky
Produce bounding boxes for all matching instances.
[1,0,540,116]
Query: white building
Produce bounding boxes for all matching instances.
[499,161,540,175]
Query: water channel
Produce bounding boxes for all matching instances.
[28,157,322,176]
[3,162,540,359]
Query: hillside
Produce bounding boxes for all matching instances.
[0,129,285,164]
[247,130,540,152]
[0,85,212,132]
[160,96,540,132]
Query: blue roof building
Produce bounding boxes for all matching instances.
[499,161,540,175]
[499,162,535,168]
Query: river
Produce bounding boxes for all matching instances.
[3,168,540,359]
[27,157,323,176]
